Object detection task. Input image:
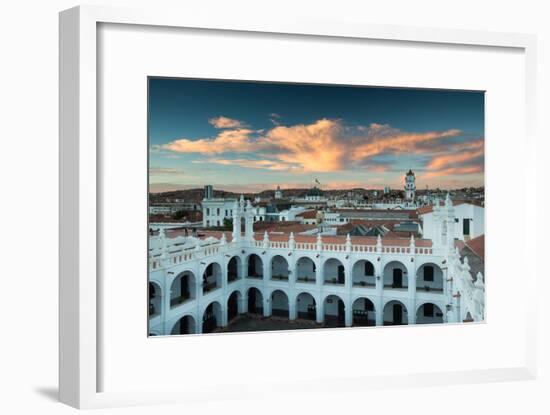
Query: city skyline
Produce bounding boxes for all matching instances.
[149,78,484,193]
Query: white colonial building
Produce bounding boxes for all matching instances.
[149,195,484,335]
[420,199,485,242]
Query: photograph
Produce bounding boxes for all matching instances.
[147,78,485,336]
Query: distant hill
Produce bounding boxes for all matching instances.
[149,186,484,203]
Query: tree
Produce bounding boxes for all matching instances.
[173,210,186,220]
[223,218,233,230]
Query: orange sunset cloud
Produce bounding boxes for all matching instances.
[160,117,481,176]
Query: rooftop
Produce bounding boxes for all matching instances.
[162,228,433,247]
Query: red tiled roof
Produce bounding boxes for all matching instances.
[465,234,484,259]
[165,229,432,248]
[296,210,317,219]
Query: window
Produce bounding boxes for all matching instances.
[424,265,434,282]
[225,210,228,216]
[463,218,471,236]
[206,208,210,216]
[217,208,220,216]
[365,261,374,276]
[424,303,434,317]
[217,220,220,226]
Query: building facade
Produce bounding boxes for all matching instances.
[420,200,485,242]
[149,195,484,335]
[405,169,416,201]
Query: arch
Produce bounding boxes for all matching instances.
[352,297,376,326]
[270,289,289,318]
[416,262,444,293]
[383,300,408,325]
[170,315,197,335]
[323,294,346,327]
[202,301,222,333]
[148,281,162,317]
[202,262,222,294]
[323,258,345,285]
[227,256,242,283]
[295,292,316,320]
[416,302,444,324]
[382,261,408,290]
[170,270,196,308]
[270,255,289,281]
[247,286,264,315]
[352,259,376,287]
[295,256,316,284]
[246,254,263,279]
[227,290,242,322]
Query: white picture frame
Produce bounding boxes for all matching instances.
[59,4,538,409]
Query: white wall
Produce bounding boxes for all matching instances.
[3,1,549,415]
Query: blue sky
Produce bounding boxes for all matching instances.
[149,77,484,193]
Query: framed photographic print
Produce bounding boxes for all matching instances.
[147,77,486,337]
[59,4,538,409]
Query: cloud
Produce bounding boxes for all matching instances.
[208,116,247,129]
[160,118,480,175]
[423,139,484,178]
[261,119,347,172]
[148,167,184,175]
[208,158,292,171]
[351,124,462,161]
[269,113,282,125]
[162,129,255,154]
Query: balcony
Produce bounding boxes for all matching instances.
[353,281,376,288]
[416,286,444,293]
[383,283,408,291]
[246,272,263,280]
[324,277,344,286]
[202,281,220,293]
[170,294,191,307]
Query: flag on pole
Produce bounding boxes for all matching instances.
[315,178,321,185]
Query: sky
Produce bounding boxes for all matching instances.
[149,77,484,193]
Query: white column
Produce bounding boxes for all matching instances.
[407,260,416,325]
[375,263,384,326]
[316,257,324,288]
[221,307,228,327]
[316,300,324,324]
[288,256,297,287]
[263,256,271,283]
[263,295,272,317]
[238,296,246,314]
[345,302,353,327]
[289,300,297,320]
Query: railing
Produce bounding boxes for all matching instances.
[383,284,408,290]
[324,277,344,285]
[150,236,435,272]
[170,295,191,307]
[296,276,315,283]
[271,274,289,281]
[416,286,444,293]
[353,281,376,288]
[246,273,263,279]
